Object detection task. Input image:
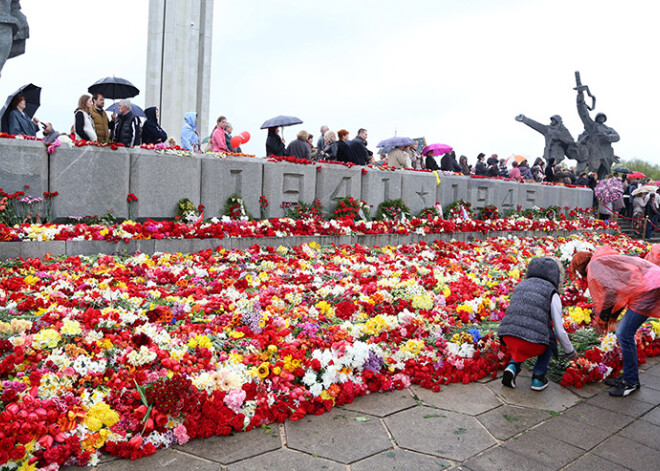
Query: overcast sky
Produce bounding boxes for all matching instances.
[2,0,659,167]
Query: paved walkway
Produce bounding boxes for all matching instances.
[64,357,660,471]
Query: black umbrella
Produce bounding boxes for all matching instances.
[260,115,303,129]
[0,83,41,133]
[88,76,139,100]
[613,167,632,174]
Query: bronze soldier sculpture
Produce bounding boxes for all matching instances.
[514,113,576,166]
[0,0,28,77]
[574,72,620,180]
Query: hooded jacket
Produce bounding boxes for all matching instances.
[141,107,168,145]
[180,112,199,151]
[498,257,562,352]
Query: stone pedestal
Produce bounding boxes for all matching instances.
[129,150,201,219]
[401,170,438,216]
[49,146,130,220]
[494,180,520,211]
[468,178,497,210]
[437,175,469,207]
[519,183,543,209]
[0,139,48,195]
[200,156,264,219]
[262,161,317,218]
[360,169,402,213]
[315,163,362,217]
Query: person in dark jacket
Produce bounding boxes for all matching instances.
[266,127,286,156]
[498,159,510,178]
[425,151,439,170]
[544,157,556,182]
[286,130,311,160]
[459,155,470,175]
[474,153,488,175]
[498,257,576,390]
[440,151,461,172]
[336,129,356,163]
[645,193,659,239]
[348,128,369,165]
[576,172,589,186]
[7,93,39,136]
[112,100,141,147]
[141,106,167,145]
[519,160,534,180]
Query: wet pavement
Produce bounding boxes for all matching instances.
[64,356,660,471]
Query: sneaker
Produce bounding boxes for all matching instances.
[531,375,549,391]
[502,364,518,389]
[608,380,640,397]
[604,376,622,387]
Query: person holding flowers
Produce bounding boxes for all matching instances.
[570,248,660,396]
[498,257,577,391]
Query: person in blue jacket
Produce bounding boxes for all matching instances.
[7,94,39,136]
[141,107,167,145]
[180,112,199,152]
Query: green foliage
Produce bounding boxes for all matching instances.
[618,158,660,181]
[444,200,472,219]
[175,198,199,219]
[224,194,252,220]
[418,205,442,219]
[283,199,323,220]
[375,199,411,221]
[0,196,20,226]
[66,210,117,226]
[478,205,500,220]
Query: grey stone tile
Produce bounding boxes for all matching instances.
[174,427,281,464]
[384,406,496,461]
[226,448,343,471]
[585,390,656,417]
[411,382,502,416]
[644,363,660,377]
[476,405,551,441]
[0,242,22,261]
[339,389,417,417]
[531,416,612,451]
[619,419,660,451]
[92,449,219,470]
[560,403,634,433]
[463,446,552,471]
[351,449,450,471]
[561,452,629,471]
[641,406,660,426]
[284,407,391,464]
[592,435,660,470]
[567,381,607,399]
[639,370,660,391]
[485,377,581,413]
[503,428,583,469]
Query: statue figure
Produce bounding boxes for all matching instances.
[514,113,576,166]
[574,72,619,180]
[0,0,28,77]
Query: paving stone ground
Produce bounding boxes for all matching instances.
[63,356,660,471]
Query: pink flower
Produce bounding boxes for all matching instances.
[173,424,190,445]
[223,388,246,413]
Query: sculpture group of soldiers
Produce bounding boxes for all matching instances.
[516,72,620,180]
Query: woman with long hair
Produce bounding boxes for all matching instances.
[74,94,98,141]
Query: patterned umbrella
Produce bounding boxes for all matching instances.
[594,177,624,203]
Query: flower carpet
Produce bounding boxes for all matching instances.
[0,230,658,469]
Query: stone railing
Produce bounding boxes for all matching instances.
[1,140,593,221]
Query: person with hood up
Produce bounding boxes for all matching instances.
[141,107,167,145]
[515,114,576,166]
[498,257,577,391]
[266,126,286,156]
[180,112,199,152]
[519,160,534,180]
[570,248,660,396]
[459,155,470,175]
[286,130,312,160]
[531,157,545,182]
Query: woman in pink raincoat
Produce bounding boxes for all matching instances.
[570,246,660,397]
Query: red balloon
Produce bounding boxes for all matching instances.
[230,136,243,149]
[239,131,250,143]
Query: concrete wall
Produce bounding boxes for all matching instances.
[0,141,594,220]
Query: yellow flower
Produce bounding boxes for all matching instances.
[412,292,434,310]
[84,402,119,432]
[229,331,244,339]
[187,334,212,349]
[23,274,39,286]
[401,339,425,356]
[508,269,520,279]
[17,461,38,471]
[442,286,451,298]
[61,319,83,336]
[256,362,270,379]
[650,320,660,336]
[283,355,302,372]
[364,315,388,336]
[567,306,591,325]
[32,329,61,349]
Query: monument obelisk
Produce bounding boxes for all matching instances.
[145,0,213,145]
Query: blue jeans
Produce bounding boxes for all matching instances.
[616,308,649,385]
[507,344,553,377]
[646,215,658,239]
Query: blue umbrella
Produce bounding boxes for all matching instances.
[376,136,414,148]
[0,83,41,133]
[260,115,302,129]
[105,103,146,118]
[88,76,139,99]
